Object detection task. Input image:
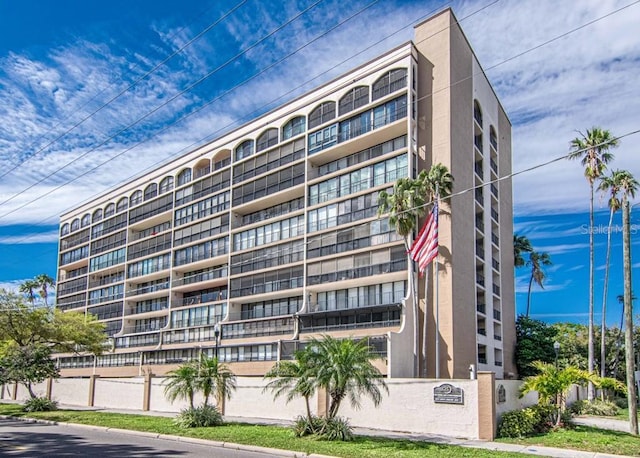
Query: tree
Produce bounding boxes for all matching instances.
[0,343,58,399]
[264,347,316,422]
[525,251,552,317]
[35,274,55,307]
[513,234,533,268]
[306,335,388,419]
[196,355,236,408]
[0,290,106,354]
[569,126,618,401]
[520,361,596,427]
[515,316,558,377]
[163,363,198,409]
[550,322,588,370]
[18,279,39,306]
[619,170,639,435]
[377,172,429,376]
[597,171,623,378]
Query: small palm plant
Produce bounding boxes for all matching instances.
[163,363,198,409]
[196,355,236,408]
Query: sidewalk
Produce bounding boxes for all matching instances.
[2,402,635,458]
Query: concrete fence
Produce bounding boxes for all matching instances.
[1,371,579,441]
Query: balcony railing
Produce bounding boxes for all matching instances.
[493,309,501,321]
[301,319,400,334]
[491,208,499,222]
[475,188,483,205]
[493,284,501,296]
[474,161,483,177]
[490,158,498,174]
[475,216,484,231]
[476,273,485,287]
[490,184,498,198]
[478,328,486,336]
[476,243,484,259]
[310,292,403,313]
[492,258,500,271]
[491,232,500,246]
[474,135,483,153]
[307,259,407,285]
[490,134,498,150]
[174,267,228,287]
[494,334,502,341]
[477,303,486,314]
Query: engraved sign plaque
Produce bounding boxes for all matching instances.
[433,383,464,405]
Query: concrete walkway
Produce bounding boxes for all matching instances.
[2,402,636,458]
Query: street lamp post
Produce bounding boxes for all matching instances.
[214,323,220,360]
[553,341,560,369]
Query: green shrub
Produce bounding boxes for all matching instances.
[293,415,323,437]
[498,404,555,438]
[22,397,58,412]
[614,397,628,409]
[320,416,353,441]
[174,404,222,428]
[570,399,619,417]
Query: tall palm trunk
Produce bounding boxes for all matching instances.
[526,273,534,317]
[405,236,419,378]
[622,200,638,435]
[587,184,595,401]
[600,208,615,377]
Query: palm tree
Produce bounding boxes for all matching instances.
[597,171,624,377]
[525,251,552,317]
[569,126,618,400]
[306,335,388,419]
[377,173,429,377]
[618,170,639,435]
[513,234,533,268]
[264,347,316,422]
[196,355,236,408]
[163,363,198,409]
[421,163,453,377]
[35,274,55,307]
[520,361,597,426]
[18,279,39,306]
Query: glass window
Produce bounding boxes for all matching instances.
[282,116,305,140]
[116,197,128,213]
[130,190,143,207]
[235,139,254,161]
[91,209,102,223]
[81,214,90,227]
[159,176,174,194]
[177,169,192,186]
[104,203,115,217]
[308,102,336,129]
[338,86,369,116]
[144,183,158,201]
[256,128,278,152]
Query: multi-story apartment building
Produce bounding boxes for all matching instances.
[55,9,515,380]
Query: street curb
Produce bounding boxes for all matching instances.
[0,414,338,457]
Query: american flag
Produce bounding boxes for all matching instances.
[408,202,438,272]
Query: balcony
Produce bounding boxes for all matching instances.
[493,284,501,296]
[490,134,498,150]
[490,183,498,198]
[494,334,502,341]
[490,158,498,174]
[493,309,501,321]
[492,258,500,271]
[307,259,407,286]
[491,232,500,246]
[478,328,486,336]
[475,188,484,205]
[476,273,485,287]
[491,208,499,222]
[475,243,484,259]
[476,303,486,314]
[474,161,483,178]
[474,135,483,154]
[475,216,484,232]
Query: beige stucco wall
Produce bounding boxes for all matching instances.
[93,377,145,410]
[51,377,90,405]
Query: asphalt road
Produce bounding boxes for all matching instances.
[0,418,282,457]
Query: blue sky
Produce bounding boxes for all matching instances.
[0,0,639,326]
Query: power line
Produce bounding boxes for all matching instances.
[0,1,247,181]
[0,0,325,212]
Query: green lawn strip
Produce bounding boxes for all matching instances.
[0,404,524,458]
[497,425,640,457]
[614,408,640,421]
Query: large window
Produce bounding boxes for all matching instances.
[116,197,128,213]
[174,191,230,227]
[127,253,171,278]
[144,183,158,201]
[60,246,89,266]
[256,128,278,152]
[307,189,389,233]
[173,236,229,267]
[372,68,407,101]
[308,102,336,129]
[177,168,192,186]
[315,281,406,311]
[233,215,304,251]
[174,214,229,247]
[282,116,305,140]
[232,163,305,206]
[89,248,126,272]
[88,284,124,305]
[81,214,91,227]
[92,209,103,223]
[235,139,254,161]
[338,86,369,115]
[104,203,115,217]
[159,176,174,194]
[128,194,173,225]
[230,266,303,298]
[231,240,304,275]
[130,190,143,207]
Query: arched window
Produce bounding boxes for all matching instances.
[144,183,158,201]
[489,125,497,150]
[71,218,80,232]
[256,128,278,152]
[61,223,70,236]
[308,102,336,129]
[282,116,305,140]
[372,68,407,101]
[130,190,143,207]
[81,213,91,227]
[177,169,192,186]
[159,176,174,194]
[338,86,369,116]
[193,160,211,179]
[474,100,483,126]
[116,197,128,213]
[91,209,102,223]
[234,140,254,161]
[104,203,115,217]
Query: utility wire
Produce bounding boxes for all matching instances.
[0,1,247,181]
[0,0,324,211]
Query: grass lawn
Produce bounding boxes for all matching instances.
[615,408,640,421]
[496,424,640,457]
[0,403,521,458]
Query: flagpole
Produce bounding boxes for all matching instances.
[422,263,429,378]
[435,185,440,379]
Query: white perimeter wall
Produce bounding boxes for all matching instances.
[52,378,90,406]
[94,378,145,410]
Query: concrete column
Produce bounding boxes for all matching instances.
[46,378,53,400]
[477,371,496,440]
[88,375,99,407]
[142,373,153,411]
[12,383,18,400]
